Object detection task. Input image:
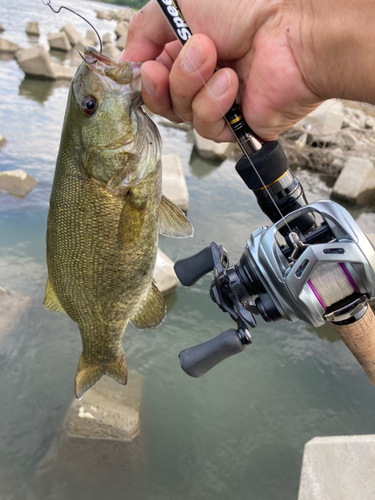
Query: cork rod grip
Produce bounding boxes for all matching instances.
[331,306,375,386]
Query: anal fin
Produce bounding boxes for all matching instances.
[43,278,67,314]
[130,282,166,329]
[158,195,194,238]
[75,349,127,399]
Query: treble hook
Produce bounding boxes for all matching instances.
[41,0,102,53]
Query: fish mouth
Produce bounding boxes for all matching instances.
[83,46,142,82]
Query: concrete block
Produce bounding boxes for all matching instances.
[102,43,120,60]
[86,29,98,45]
[47,32,71,52]
[115,21,129,39]
[26,21,39,36]
[73,38,94,54]
[64,372,142,440]
[16,46,76,80]
[0,23,5,32]
[298,435,375,500]
[332,156,375,204]
[296,99,344,138]
[0,169,38,198]
[116,35,127,51]
[193,129,234,160]
[154,249,179,296]
[162,154,190,212]
[0,37,19,53]
[60,22,81,46]
[102,32,112,45]
[0,287,31,342]
[0,134,6,147]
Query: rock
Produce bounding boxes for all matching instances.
[153,249,179,296]
[162,154,190,212]
[296,99,345,139]
[60,22,81,46]
[64,373,142,440]
[0,37,19,53]
[193,130,234,161]
[365,116,375,129]
[116,35,127,51]
[85,29,98,45]
[0,287,31,342]
[115,21,129,39]
[16,45,76,80]
[74,38,95,54]
[0,134,6,147]
[47,32,71,52]
[101,43,120,60]
[102,32,112,45]
[298,435,375,500]
[0,169,38,198]
[26,21,40,36]
[332,156,375,204]
[0,23,4,32]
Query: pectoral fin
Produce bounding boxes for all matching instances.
[43,278,66,314]
[158,195,194,238]
[130,282,166,329]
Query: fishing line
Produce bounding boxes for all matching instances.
[155,0,294,234]
[41,0,103,53]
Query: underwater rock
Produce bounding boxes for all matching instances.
[0,169,38,198]
[193,129,234,161]
[47,32,71,52]
[298,435,375,500]
[101,43,120,60]
[26,21,40,37]
[115,21,129,39]
[0,37,19,54]
[64,372,142,440]
[0,287,31,342]
[162,154,189,212]
[153,249,180,296]
[332,156,375,204]
[16,45,76,80]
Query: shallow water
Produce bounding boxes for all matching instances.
[1,1,375,499]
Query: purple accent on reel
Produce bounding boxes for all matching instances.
[307,279,326,310]
[339,263,360,293]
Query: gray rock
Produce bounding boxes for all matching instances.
[85,29,98,45]
[64,372,142,440]
[0,169,38,198]
[0,37,19,53]
[332,156,375,204]
[60,22,81,46]
[116,35,127,51]
[296,99,345,140]
[162,154,189,212]
[193,129,234,161]
[16,45,76,80]
[0,287,31,342]
[298,435,375,500]
[26,21,39,36]
[102,32,112,45]
[154,249,179,296]
[102,43,120,60]
[115,21,129,39]
[47,32,71,52]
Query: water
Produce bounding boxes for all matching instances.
[1,1,375,499]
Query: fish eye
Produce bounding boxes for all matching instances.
[81,95,97,116]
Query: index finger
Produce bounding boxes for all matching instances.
[119,0,178,63]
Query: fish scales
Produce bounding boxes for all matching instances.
[44,47,193,399]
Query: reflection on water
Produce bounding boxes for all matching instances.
[18,76,71,104]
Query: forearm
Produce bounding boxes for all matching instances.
[294,0,375,103]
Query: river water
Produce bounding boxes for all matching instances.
[1,1,375,499]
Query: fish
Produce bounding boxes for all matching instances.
[44,46,193,399]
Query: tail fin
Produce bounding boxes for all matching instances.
[74,350,127,399]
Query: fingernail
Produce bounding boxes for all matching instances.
[142,70,156,96]
[207,70,232,98]
[180,39,207,74]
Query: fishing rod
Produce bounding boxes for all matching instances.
[156,0,375,386]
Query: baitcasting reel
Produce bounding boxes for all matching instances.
[174,142,375,383]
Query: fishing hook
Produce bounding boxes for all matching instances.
[41,0,102,53]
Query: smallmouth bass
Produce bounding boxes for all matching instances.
[44,47,193,399]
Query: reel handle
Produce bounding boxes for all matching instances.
[331,306,375,386]
[178,328,247,378]
[174,246,214,286]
